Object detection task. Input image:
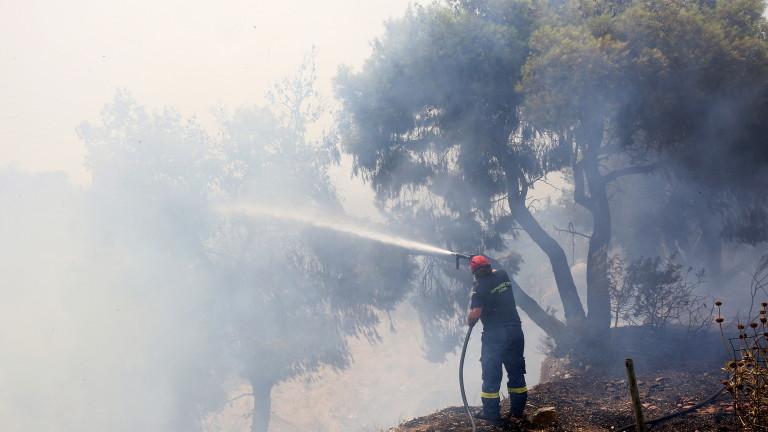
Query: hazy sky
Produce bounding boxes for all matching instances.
[1,0,415,184]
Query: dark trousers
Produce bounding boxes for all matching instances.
[480,322,527,418]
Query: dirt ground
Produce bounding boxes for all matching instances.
[388,368,741,432]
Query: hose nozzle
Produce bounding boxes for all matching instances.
[454,253,473,270]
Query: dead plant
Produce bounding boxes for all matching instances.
[717,300,768,431]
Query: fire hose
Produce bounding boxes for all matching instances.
[616,386,727,432]
[459,322,477,432]
[455,252,482,431]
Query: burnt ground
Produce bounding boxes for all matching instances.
[388,369,741,432]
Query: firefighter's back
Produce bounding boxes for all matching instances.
[475,269,521,326]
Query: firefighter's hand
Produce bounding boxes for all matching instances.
[467,308,481,327]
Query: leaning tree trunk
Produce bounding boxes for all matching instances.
[249,378,274,432]
[506,177,586,329]
[510,278,567,340]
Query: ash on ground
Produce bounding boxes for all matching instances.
[389,368,739,432]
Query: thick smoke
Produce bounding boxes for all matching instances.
[0,166,218,431]
[0,61,490,432]
[4,1,767,432]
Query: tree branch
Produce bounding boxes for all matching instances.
[604,164,657,182]
[227,392,254,404]
[510,279,566,338]
[536,177,565,192]
[573,160,593,210]
[555,226,592,240]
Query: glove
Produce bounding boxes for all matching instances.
[467,308,481,327]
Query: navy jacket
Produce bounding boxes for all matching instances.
[470,269,521,326]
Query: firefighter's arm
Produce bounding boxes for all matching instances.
[467,307,482,326]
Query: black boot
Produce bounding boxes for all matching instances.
[474,409,502,426]
[508,391,527,419]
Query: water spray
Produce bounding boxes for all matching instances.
[221,203,481,429]
[219,203,458,257]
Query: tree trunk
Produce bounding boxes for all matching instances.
[249,378,274,432]
[583,163,612,339]
[571,115,614,345]
[699,210,722,288]
[507,192,586,327]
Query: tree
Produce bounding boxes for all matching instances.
[628,0,768,283]
[206,54,414,432]
[336,0,768,358]
[336,1,579,353]
[79,56,415,432]
[525,0,768,288]
[518,0,768,340]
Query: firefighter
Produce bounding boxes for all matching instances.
[466,255,527,424]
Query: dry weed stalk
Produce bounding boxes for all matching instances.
[717,300,768,431]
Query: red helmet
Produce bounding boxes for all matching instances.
[469,255,491,273]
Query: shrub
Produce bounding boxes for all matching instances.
[608,255,710,332]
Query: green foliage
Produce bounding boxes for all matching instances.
[524,0,768,165]
[521,23,630,130]
[207,56,415,385]
[336,0,538,251]
[337,0,768,355]
[525,0,768,283]
[336,1,547,357]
